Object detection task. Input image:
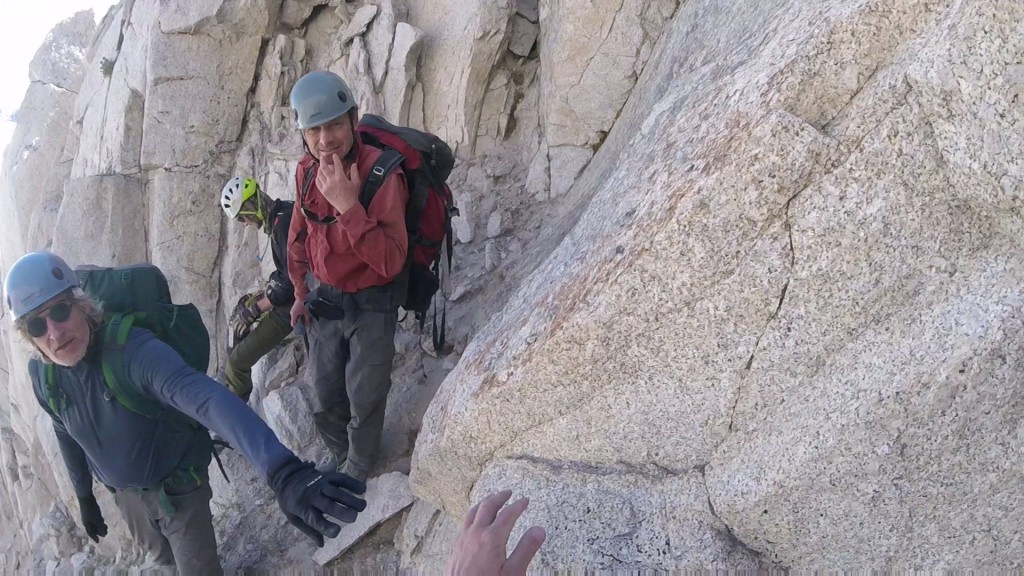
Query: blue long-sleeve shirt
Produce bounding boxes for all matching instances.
[31,326,293,497]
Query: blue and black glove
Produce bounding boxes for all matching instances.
[78,495,107,542]
[269,456,367,547]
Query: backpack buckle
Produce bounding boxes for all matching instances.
[371,165,386,177]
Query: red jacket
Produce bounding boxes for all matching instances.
[287,141,409,299]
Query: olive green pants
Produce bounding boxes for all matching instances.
[225,307,293,402]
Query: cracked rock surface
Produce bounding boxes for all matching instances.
[412,0,1024,569]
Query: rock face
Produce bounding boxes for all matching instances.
[1,0,1021,572]
[2,10,94,257]
[404,0,515,150]
[0,11,105,574]
[411,0,1024,570]
[476,459,761,569]
[539,0,675,148]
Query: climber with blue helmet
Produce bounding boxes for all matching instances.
[4,251,367,574]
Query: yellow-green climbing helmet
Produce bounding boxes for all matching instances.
[220,176,261,221]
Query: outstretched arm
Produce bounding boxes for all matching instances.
[125,331,366,546]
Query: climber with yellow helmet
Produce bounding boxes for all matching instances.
[218,176,296,402]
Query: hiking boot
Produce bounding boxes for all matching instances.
[316,453,345,474]
[339,460,368,484]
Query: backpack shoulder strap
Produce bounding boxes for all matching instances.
[101,314,164,419]
[299,162,318,205]
[34,361,63,415]
[359,149,405,209]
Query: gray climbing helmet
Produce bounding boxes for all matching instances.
[4,252,79,320]
[289,71,356,130]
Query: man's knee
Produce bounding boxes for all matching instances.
[223,364,252,399]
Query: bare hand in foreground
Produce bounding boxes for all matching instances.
[445,490,546,576]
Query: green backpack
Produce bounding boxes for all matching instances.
[38,263,210,419]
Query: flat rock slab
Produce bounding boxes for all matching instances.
[341,5,378,44]
[313,472,415,565]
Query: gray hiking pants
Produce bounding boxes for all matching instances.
[306,283,398,480]
[113,480,222,576]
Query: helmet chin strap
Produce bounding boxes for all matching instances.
[243,186,272,262]
[346,109,361,162]
[255,234,271,263]
[256,191,271,234]
[344,139,360,164]
[249,189,272,263]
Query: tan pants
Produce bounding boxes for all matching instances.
[113,480,222,576]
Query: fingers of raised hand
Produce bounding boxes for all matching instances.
[85,519,107,542]
[504,526,546,576]
[300,496,344,537]
[462,500,481,529]
[473,489,513,527]
[318,154,340,177]
[492,497,529,536]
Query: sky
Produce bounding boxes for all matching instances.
[0,0,117,156]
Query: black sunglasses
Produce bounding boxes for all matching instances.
[24,301,74,338]
[301,205,337,225]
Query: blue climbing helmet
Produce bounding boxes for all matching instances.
[4,252,78,320]
[289,70,357,130]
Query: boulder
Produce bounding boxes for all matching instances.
[263,383,317,452]
[50,176,148,266]
[395,499,457,573]
[411,0,1024,567]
